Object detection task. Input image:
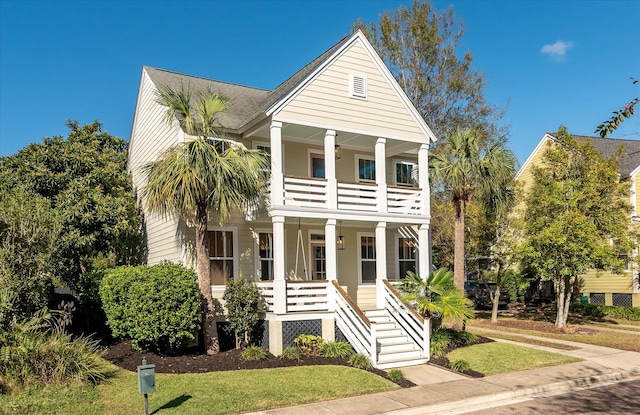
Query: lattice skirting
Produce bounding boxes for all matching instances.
[282,319,322,348]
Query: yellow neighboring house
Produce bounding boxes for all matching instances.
[516,132,640,308]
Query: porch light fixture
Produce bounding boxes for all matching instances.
[337,221,345,250]
[334,144,341,160]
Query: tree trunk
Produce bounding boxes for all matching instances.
[555,275,572,328]
[196,203,219,354]
[453,199,465,289]
[491,262,504,323]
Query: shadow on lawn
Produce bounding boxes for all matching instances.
[151,394,192,414]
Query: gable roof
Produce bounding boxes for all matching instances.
[143,34,352,132]
[143,30,435,143]
[517,132,640,180]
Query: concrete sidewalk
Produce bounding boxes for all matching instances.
[244,332,640,415]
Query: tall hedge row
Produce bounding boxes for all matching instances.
[99,263,201,353]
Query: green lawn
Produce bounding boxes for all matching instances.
[0,365,397,415]
[447,342,581,376]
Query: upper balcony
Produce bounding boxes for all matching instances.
[281,175,423,215]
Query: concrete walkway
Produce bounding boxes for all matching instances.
[244,331,640,415]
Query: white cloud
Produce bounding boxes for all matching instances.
[540,40,574,60]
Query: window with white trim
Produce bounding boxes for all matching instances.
[356,156,376,182]
[394,160,417,186]
[349,73,367,99]
[257,232,274,281]
[359,235,376,283]
[253,141,271,172]
[397,236,417,278]
[209,230,234,285]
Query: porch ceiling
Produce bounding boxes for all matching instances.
[245,122,420,156]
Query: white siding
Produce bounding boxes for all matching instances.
[276,41,426,142]
[129,69,183,264]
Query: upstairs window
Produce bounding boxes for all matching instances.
[349,73,367,99]
[394,160,417,186]
[357,157,376,182]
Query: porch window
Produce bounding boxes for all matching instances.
[394,160,417,186]
[357,157,376,182]
[360,235,376,283]
[257,232,273,281]
[209,230,234,285]
[310,153,325,178]
[310,233,326,280]
[253,142,271,171]
[398,236,417,278]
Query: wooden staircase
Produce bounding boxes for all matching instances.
[364,309,428,369]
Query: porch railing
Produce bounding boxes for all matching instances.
[381,280,430,357]
[256,280,330,313]
[330,281,376,361]
[281,175,423,215]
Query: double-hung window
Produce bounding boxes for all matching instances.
[359,235,376,283]
[209,230,234,285]
[257,232,274,281]
[394,160,417,186]
[397,236,417,278]
[357,157,376,182]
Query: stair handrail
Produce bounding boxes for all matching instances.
[382,280,430,357]
[330,281,376,361]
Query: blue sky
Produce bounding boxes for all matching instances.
[1,0,639,164]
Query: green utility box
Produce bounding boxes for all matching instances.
[137,362,156,394]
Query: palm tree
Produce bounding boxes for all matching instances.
[401,269,474,329]
[430,128,516,289]
[142,86,269,354]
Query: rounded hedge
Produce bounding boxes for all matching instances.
[99,263,201,354]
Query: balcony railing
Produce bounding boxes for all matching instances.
[281,175,423,215]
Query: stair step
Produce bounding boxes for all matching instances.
[376,356,429,370]
[379,342,418,353]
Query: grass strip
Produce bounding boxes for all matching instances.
[447,342,581,376]
[470,328,578,350]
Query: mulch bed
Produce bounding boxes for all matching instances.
[473,318,599,335]
[102,340,416,388]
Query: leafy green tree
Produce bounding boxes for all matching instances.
[143,86,269,354]
[0,187,62,323]
[521,127,636,328]
[0,121,144,288]
[430,128,517,288]
[401,269,474,330]
[353,0,503,138]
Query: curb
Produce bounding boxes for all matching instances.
[384,371,631,415]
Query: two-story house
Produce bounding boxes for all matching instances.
[128,31,435,368]
[516,132,640,308]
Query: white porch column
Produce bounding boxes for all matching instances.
[418,143,430,215]
[375,138,387,213]
[375,222,387,309]
[270,121,284,206]
[325,219,337,281]
[272,216,287,314]
[418,224,431,281]
[324,130,337,209]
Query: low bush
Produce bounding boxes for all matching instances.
[0,309,109,392]
[294,334,323,357]
[348,353,372,369]
[319,341,354,358]
[430,326,477,357]
[240,346,267,361]
[386,369,405,381]
[570,302,640,321]
[99,263,201,354]
[280,346,301,361]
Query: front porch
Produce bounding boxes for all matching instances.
[253,279,430,369]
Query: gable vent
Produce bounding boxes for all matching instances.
[349,73,367,99]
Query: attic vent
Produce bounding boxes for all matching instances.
[349,73,367,99]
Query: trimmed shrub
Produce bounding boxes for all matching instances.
[319,341,354,358]
[280,346,301,361]
[294,334,323,357]
[387,369,405,381]
[99,263,201,354]
[348,353,372,369]
[240,346,267,361]
[0,309,109,392]
[570,302,640,321]
[223,278,261,348]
